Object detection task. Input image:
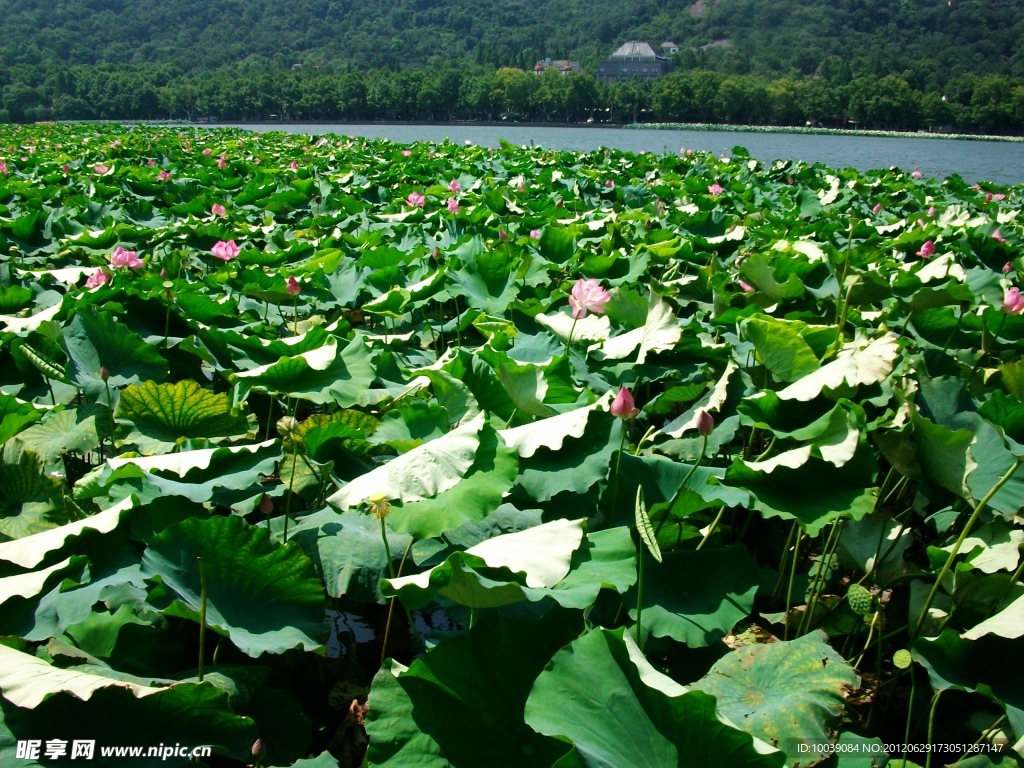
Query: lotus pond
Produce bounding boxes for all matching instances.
[0,123,1022,768]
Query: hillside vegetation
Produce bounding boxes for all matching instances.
[0,0,1022,132]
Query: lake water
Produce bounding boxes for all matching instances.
[228,123,1024,186]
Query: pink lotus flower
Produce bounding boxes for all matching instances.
[498,230,508,242]
[447,198,460,215]
[62,164,70,174]
[1003,262,1013,274]
[146,158,156,166]
[916,240,935,258]
[518,179,526,192]
[927,206,936,217]
[202,148,212,156]
[94,164,109,175]
[708,183,725,196]
[157,170,171,181]
[401,149,412,157]
[569,278,610,319]
[993,193,1006,201]
[448,179,461,192]
[286,276,301,296]
[994,229,1006,244]
[872,203,883,214]
[911,169,923,179]
[530,229,541,240]
[610,387,640,419]
[217,153,227,168]
[696,409,715,436]
[85,269,111,289]
[1003,287,1024,315]
[407,191,425,207]
[210,203,226,217]
[109,246,143,269]
[738,279,755,293]
[605,179,615,188]
[0,161,8,175]
[290,160,298,171]
[211,240,240,261]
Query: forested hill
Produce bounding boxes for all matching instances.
[1,0,1023,131]
[3,0,1022,79]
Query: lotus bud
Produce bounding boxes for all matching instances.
[1004,262,1013,274]
[276,415,298,438]
[610,387,640,419]
[696,410,714,436]
[100,366,109,382]
[555,198,563,208]
[251,738,265,759]
[259,494,274,515]
[286,276,301,296]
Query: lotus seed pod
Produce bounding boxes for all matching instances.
[846,584,872,616]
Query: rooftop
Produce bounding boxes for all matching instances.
[609,41,659,59]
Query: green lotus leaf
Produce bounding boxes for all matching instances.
[628,545,758,647]
[0,285,33,313]
[776,332,899,402]
[596,290,682,365]
[76,440,281,507]
[287,508,413,603]
[365,610,583,768]
[744,315,824,384]
[524,628,785,768]
[0,446,67,540]
[60,306,167,402]
[296,409,381,460]
[386,424,519,539]
[447,239,519,314]
[0,555,87,610]
[0,645,256,763]
[327,412,484,512]
[142,514,325,657]
[0,394,44,445]
[231,333,375,406]
[115,379,252,453]
[726,447,878,536]
[12,404,112,462]
[691,630,860,765]
[0,496,133,570]
[190,325,336,372]
[367,400,448,453]
[912,629,1024,733]
[384,519,635,611]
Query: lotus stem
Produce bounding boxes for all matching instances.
[633,425,657,456]
[924,689,943,768]
[608,421,627,526]
[799,518,844,635]
[197,555,207,682]
[853,610,880,670]
[564,316,579,358]
[912,457,1022,639]
[784,527,803,641]
[696,505,726,551]
[634,537,645,646]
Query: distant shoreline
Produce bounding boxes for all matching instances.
[629,122,1024,143]
[60,119,1024,143]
